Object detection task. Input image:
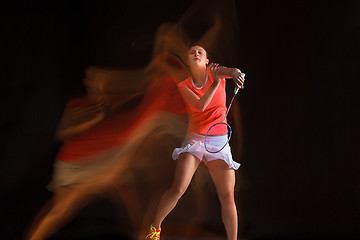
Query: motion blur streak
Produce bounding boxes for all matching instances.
[25,1,243,239]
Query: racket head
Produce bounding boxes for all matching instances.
[204,122,232,153]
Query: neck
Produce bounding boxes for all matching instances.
[190,65,207,86]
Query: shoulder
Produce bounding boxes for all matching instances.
[178,76,192,88]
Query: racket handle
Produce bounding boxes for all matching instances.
[234,72,245,95]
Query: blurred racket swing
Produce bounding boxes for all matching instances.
[204,73,245,153]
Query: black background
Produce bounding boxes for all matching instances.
[1,0,359,240]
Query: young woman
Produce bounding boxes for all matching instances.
[146,45,245,240]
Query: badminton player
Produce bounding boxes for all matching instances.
[146,44,245,240]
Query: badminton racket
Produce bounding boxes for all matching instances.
[204,73,244,153]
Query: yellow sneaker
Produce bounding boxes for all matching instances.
[145,225,161,240]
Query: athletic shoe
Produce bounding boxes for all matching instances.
[145,225,161,240]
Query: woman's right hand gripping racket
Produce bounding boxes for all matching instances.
[204,72,245,153]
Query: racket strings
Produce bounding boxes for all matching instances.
[204,123,232,153]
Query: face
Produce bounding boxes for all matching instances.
[188,45,209,66]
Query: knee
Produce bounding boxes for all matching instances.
[218,191,235,206]
[170,184,187,198]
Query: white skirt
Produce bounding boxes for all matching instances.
[172,133,240,170]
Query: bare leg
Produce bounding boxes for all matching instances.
[179,166,212,240]
[207,160,237,240]
[151,153,200,229]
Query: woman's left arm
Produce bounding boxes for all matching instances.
[218,66,245,89]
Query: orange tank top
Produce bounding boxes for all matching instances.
[178,68,228,135]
